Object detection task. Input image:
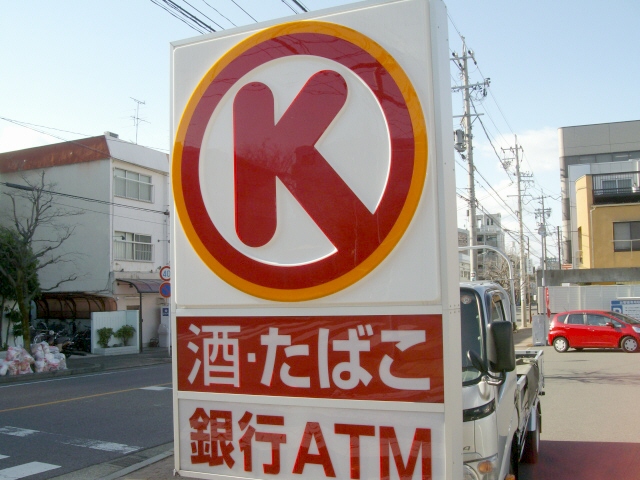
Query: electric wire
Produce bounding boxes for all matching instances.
[149,0,207,33]
[200,0,236,27]
[228,0,257,22]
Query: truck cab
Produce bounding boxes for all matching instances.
[460,282,543,480]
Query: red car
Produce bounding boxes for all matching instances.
[548,310,640,353]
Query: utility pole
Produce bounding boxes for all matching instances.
[451,38,489,281]
[503,136,532,326]
[130,97,146,145]
[557,226,562,267]
[536,195,551,314]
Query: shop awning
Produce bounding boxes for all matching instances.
[116,279,165,294]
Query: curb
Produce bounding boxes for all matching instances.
[48,443,174,480]
[0,363,103,385]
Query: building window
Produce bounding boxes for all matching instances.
[601,178,632,194]
[114,168,153,202]
[114,232,153,261]
[613,222,640,252]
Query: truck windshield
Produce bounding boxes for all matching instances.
[461,290,484,384]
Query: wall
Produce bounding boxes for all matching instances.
[544,285,640,314]
[575,176,592,268]
[113,291,165,346]
[111,158,171,273]
[592,203,640,268]
[0,160,112,293]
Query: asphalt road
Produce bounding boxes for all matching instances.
[0,363,173,479]
[519,345,640,479]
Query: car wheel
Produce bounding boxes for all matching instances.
[522,407,541,464]
[620,336,639,353]
[553,336,569,353]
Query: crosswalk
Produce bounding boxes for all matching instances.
[0,386,168,478]
[0,459,60,480]
[0,426,141,479]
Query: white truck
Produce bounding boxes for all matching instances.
[460,281,544,480]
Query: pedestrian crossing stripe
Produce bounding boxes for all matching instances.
[0,461,60,479]
[0,427,139,454]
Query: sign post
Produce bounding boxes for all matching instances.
[171,1,460,478]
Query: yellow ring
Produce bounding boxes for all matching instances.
[173,21,427,302]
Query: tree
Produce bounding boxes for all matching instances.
[0,172,81,345]
[0,229,39,347]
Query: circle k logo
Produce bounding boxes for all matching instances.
[173,21,428,302]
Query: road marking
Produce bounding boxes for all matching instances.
[0,427,140,455]
[0,382,172,413]
[0,365,171,389]
[0,462,60,479]
[139,386,171,391]
[59,437,138,454]
[0,427,37,437]
[0,455,7,460]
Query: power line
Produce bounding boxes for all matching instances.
[149,0,207,33]
[0,116,169,155]
[228,0,257,22]
[289,0,309,12]
[280,0,298,14]
[181,0,224,30]
[201,0,236,27]
[0,182,169,216]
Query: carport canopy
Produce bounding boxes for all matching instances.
[36,292,117,320]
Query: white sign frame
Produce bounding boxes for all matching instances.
[170,1,461,478]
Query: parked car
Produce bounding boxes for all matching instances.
[548,310,640,353]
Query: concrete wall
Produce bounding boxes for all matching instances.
[537,268,640,286]
[559,120,640,158]
[0,160,112,292]
[575,176,592,267]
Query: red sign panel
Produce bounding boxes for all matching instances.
[177,315,443,403]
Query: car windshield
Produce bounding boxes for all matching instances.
[610,312,640,325]
[461,290,483,384]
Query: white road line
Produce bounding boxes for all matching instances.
[139,386,171,391]
[0,456,7,460]
[0,427,37,438]
[0,427,140,455]
[60,438,139,454]
[0,461,60,479]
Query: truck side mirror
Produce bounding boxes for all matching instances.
[487,321,516,372]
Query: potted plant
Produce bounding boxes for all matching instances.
[114,325,136,347]
[97,327,114,349]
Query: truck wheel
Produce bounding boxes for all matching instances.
[521,408,541,464]
[553,336,569,353]
[621,336,639,353]
[509,438,519,478]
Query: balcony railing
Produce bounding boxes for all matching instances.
[592,171,640,204]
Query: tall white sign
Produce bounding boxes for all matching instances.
[171,0,461,478]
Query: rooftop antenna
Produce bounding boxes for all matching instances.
[130,97,148,144]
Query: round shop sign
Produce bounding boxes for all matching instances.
[173,21,427,301]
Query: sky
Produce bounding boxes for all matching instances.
[1,0,639,265]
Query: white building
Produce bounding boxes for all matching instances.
[0,132,170,346]
[476,212,505,278]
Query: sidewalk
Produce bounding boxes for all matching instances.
[0,346,172,385]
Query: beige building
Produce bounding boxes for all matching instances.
[574,172,640,269]
[559,120,640,266]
